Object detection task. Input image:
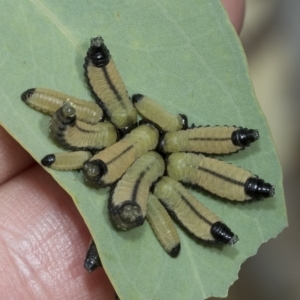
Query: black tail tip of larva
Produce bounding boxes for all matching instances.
[86,36,110,67]
[90,36,104,47]
[41,154,55,167]
[157,133,165,154]
[232,128,259,147]
[211,222,238,246]
[82,159,108,184]
[169,243,181,258]
[110,201,144,231]
[84,240,102,273]
[228,234,239,246]
[84,256,101,273]
[138,119,162,137]
[21,88,35,102]
[179,114,188,130]
[131,94,144,104]
[118,122,138,136]
[245,177,275,199]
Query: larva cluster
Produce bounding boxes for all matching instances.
[21,36,275,273]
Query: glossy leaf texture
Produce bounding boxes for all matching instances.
[0,1,287,299]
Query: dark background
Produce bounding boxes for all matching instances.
[211,1,300,299]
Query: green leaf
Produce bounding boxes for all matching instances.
[0,1,287,299]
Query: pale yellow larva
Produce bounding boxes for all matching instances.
[21,87,103,124]
[132,94,187,132]
[109,151,165,230]
[84,36,137,132]
[153,176,238,245]
[167,152,275,201]
[49,103,118,151]
[41,151,92,171]
[146,193,181,257]
[82,124,159,187]
[161,126,259,154]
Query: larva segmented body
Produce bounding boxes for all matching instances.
[146,193,181,257]
[82,124,159,187]
[21,87,103,124]
[49,103,118,151]
[132,94,188,132]
[161,126,259,154]
[41,151,92,170]
[109,151,165,230]
[154,176,238,244]
[167,152,275,201]
[84,36,137,132]
[84,192,181,269]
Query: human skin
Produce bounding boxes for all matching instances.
[222,0,245,33]
[0,1,245,299]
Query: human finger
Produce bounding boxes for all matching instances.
[0,164,114,299]
[0,126,34,185]
[221,0,246,33]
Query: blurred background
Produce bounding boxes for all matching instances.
[211,1,300,299]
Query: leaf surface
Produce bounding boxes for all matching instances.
[0,1,287,299]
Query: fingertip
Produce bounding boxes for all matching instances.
[221,0,246,34]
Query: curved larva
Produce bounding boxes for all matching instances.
[132,94,188,132]
[83,190,181,266]
[161,126,259,154]
[49,103,118,151]
[109,151,165,230]
[41,151,92,171]
[21,87,103,124]
[84,36,137,132]
[146,193,181,257]
[153,176,238,245]
[167,153,275,201]
[82,124,159,187]
[84,239,102,273]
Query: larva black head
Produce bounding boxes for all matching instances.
[41,154,55,167]
[157,133,165,154]
[131,94,144,103]
[118,122,138,136]
[169,243,181,258]
[138,118,155,127]
[82,159,108,185]
[210,222,239,246]
[86,36,110,67]
[232,128,259,147]
[84,240,102,273]
[138,118,164,136]
[245,177,275,199]
[179,114,188,130]
[21,88,35,102]
[109,201,144,231]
